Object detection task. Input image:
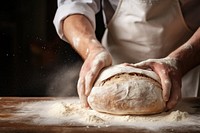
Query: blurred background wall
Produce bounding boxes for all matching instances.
[0,0,105,96]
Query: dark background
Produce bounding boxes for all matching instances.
[0,0,105,96]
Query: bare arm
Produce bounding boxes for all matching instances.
[132,27,200,110]
[168,27,200,76]
[63,14,103,59]
[63,14,112,107]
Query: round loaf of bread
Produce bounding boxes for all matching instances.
[88,64,166,115]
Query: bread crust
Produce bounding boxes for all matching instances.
[88,66,166,115]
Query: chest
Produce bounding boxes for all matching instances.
[106,0,200,31]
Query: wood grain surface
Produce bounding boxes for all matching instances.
[0,97,200,133]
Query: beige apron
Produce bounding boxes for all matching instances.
[101,0,200,97]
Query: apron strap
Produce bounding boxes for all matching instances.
[102,0,115,24]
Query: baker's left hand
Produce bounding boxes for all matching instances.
[128,57,182,110]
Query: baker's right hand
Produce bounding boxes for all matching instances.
[77,44,112,108]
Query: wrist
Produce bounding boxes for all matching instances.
[166,55,184,77]
[79,37,105,59]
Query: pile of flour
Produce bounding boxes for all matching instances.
[16,98,200,130]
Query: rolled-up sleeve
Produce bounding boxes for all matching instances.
[53,0,100,41]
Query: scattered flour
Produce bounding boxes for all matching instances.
[46,102,67,117]
[15,98,200,131]
[166,110,188,121]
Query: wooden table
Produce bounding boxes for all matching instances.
[0,97,200,133]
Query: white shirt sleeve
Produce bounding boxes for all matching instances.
[53,0,100,42]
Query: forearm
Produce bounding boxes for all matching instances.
[63,14,104,60]
[168,27,200,76]
[62,14,112,108]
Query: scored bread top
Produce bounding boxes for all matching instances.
[95,64,161,84]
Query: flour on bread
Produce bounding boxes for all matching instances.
[95,64,161,84]
[89,74,165,115]
[88,64,166,115]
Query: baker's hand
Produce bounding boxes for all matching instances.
[77,46,112,108]
[130,57,182,110]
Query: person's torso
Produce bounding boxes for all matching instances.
[103,0,200,31]
[102,0,193,64]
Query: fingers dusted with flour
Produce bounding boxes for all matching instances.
[77,48,112,107]
[132,57,182,110]
[131,28,200,110]
[77,77,88,107]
